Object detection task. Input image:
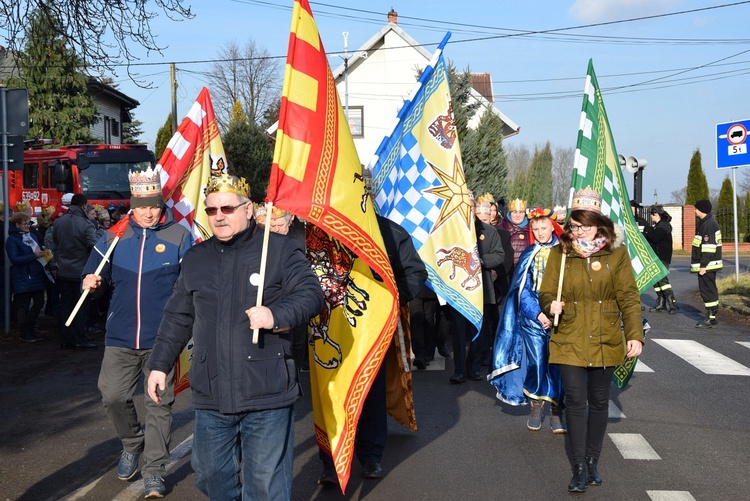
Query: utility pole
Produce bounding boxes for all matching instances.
[170,63,178,135]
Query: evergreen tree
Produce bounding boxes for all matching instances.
[685,148,709,206]
[447,64,480,144]
[154,114,173,160]
[526,142,554,207]
[223,121,274,202]
[122,118,144,144]
[717,176,734,209]
[463,108,507,201]
[508,166,531,204]
[8,8,97,144]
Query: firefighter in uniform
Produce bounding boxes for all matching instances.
[691,199,722,328]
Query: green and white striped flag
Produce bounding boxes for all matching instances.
[570,60,668,292]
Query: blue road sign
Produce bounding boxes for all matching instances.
[716,119,750,169]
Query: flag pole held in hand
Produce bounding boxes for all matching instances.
[65,216,130,327]
[553,253,566,327]
[252,201,273,344]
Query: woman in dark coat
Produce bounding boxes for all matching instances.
[643,205,677,313]
[6,212,47,342]
[539,188,643,493]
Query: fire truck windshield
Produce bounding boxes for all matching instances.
[80,160,151,200]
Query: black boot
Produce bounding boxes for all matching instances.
[568,463,587,493]
[695,307,718,328]
[586,456,602,486]
[649,292,665,312]
[663,290,678,315]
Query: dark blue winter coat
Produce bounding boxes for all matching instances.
[6,225,46,294]
[82,208,194,350]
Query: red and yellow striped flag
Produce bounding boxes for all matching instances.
[157,87,227,394]
[267,0,399,492]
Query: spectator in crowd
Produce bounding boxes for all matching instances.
[51,193,74,221]
[449,196,504,384]
[147,174,323,500]
[52,193,98,349]
[499,198,530,273]
[6,212,48,342]
[540,187,643,493]
[83,167,193,498]
[489,208,565,433]
[475,194,513,364]
[644,205,678,314]
[692,199,722,328]
[268,206,309,370]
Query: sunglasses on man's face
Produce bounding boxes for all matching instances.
[204,201,249,216]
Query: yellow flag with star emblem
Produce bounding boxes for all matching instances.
[367,32,484,334]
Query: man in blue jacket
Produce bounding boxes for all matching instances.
[146,174,323,500]
[82,167,193,498]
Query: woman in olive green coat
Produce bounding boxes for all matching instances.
[539,188,643,494]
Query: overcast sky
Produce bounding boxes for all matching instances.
[108,0,750,203]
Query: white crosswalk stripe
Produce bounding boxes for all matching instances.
[647,491,696,501]
[736,341,750,350]
[609,433,661,460]
[651,339,750,375]
[634,360,654,372]
[609,400,626,418]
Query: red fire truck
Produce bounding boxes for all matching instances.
[2,143,156,215]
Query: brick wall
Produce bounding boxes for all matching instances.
[682,205,696,252]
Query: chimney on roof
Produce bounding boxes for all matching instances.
[388,8,398,24]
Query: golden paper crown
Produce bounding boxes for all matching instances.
[15,200,31,212]
[271,206,288,218]
[204,174,250,198]
[128,167,162,198]
[571,186,602,213]
[253,203,267,220]
[41,205,56,216]
[476,193,495,205]
[507,198,527,212]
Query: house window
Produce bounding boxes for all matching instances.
[111,119,120,137]
[104,116,111,143]
[347,106,364,138]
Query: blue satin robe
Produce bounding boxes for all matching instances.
[488,236,564,406]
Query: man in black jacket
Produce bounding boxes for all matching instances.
[52,193,98,349]
[147,174,323,500]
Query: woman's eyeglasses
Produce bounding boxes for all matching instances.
[204,201,249,216]
[569,223,593,233]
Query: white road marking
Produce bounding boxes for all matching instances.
[609,400,626,419]
[736,341,750,350]
[647,491,696,501]
[634,360,653,372]
[608,433,661,460]
[652,339,750,376]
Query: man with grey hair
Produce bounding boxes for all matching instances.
[147,174,323,500]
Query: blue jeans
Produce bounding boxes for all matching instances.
[192,405,295,501]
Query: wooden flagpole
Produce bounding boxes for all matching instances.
[553,253,566,327]
[65,236,121,327]
[252,201,273,344]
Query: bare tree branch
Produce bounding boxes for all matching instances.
[0,1,193,87]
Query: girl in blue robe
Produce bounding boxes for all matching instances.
[488,208,565,433]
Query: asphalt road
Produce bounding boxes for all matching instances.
[1,255,748,501]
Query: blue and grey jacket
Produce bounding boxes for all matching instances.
[82,208,193,350]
